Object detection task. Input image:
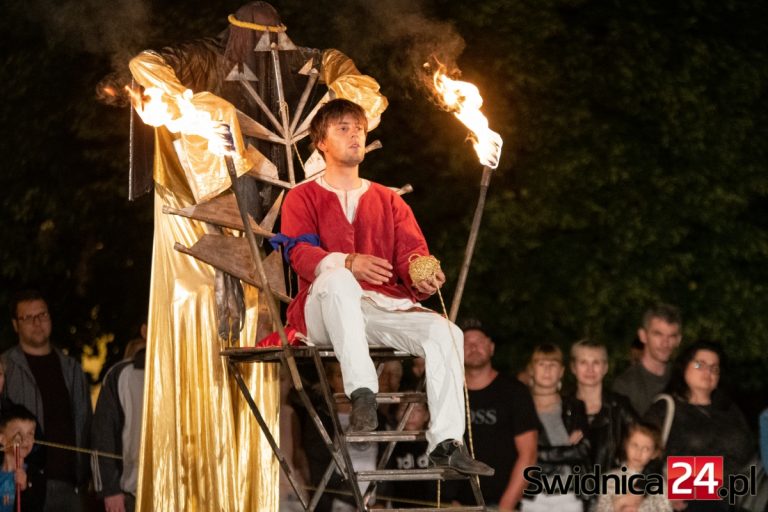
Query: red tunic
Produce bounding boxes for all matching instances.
[281,180,431,334]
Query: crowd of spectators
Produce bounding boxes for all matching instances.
[4,288,767,512]
[284,303,767,512]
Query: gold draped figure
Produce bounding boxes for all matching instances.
[128,20,387,510]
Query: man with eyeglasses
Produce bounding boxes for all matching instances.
[3,289,91,511]
[613,303,683,415]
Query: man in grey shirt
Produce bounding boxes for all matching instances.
[612,304,682,415]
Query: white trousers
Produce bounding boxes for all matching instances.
[305,268,465,451]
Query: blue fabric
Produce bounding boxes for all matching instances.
[0,470,15,512]
[269,233,320,264]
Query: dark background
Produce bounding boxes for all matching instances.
[1,0,766,419]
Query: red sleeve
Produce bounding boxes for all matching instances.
[390,192,431,301]
[281,187,330,283]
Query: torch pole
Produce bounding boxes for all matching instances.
[449,165,493,323]
[223,157,305,386]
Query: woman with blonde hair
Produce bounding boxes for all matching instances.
[522,343,590,512]
[568,339,636,471]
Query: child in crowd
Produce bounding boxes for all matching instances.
[0,404,36,512]
[596,422,671,512]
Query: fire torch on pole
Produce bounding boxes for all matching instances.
[449,165,494,322]
[430,67,503,323]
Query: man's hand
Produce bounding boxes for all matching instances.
[413,270,445,296]
[350,254,393,285]
[104,493,126,512]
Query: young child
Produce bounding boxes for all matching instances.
[0,404,36,512]
[596,422,671,512]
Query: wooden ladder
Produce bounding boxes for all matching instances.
[223,345,486,511]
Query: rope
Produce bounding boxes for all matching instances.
[409,254,478,507]
[434,287,476,459]
[293,143,306,174]
[410,255,476,458]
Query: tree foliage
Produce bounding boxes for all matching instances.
[1,0,767,404]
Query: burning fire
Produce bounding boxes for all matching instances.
[432,68,503,169]
[127,86,233,156]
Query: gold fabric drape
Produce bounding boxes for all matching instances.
[129,52,254,203]
[134,104,279,512]
[131,44,388,512]
[322,49,389,124]
[137,169,280,511]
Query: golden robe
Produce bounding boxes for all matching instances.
[129,45,386,511]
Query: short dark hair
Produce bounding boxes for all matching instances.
[10,289,47,319]
[0,404,37,429]
[641,303,682,329]
[666,340,727,406]
[460,318,491,339]
[309,99,368,153]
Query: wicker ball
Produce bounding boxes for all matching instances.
[408,254,441,284]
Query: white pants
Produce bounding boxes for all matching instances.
[305,267,465,451]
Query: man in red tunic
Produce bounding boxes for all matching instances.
[280,99,493,476]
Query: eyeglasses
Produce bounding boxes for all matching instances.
[16,311,50,324]
[692,360,720,375]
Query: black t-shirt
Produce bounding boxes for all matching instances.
[25,352,77,483]
[450,374,539,505]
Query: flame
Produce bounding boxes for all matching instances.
[126,86,233,156]
[433,69,503,169]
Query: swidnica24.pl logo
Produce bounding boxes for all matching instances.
[523,456,759,506]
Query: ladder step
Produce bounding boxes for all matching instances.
[355,468,470,481]
[345,430,426,443]
[334,391,426,404]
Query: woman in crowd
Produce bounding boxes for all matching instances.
[568,339,637,471]
[523,343,590,512]
[644,341,754,512]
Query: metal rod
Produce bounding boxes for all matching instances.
[223,156,301,373]
[227,361,309,509]
[310,349,366,508]
[449,165,493,322]
[270,44,296,184]
[249,173,295,190]
[295,95,326,136]
[290,69,319,134]
[236,110,285,144]
[239,80,285,136]
[279,353,349,479]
